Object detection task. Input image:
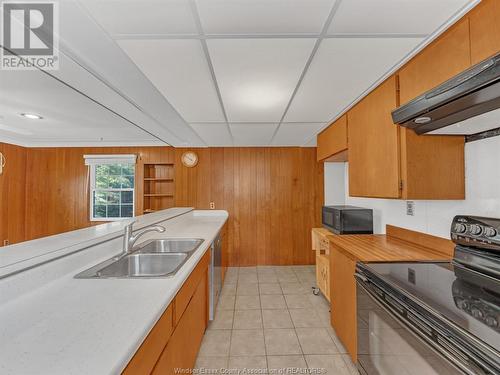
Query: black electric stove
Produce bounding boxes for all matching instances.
[355,216,500,375]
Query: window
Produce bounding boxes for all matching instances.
[84,155,136,221]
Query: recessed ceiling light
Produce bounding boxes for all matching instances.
[20,113,43,120]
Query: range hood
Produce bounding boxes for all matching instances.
[392,52,500,135]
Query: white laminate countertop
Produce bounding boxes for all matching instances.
[0,209,228,375]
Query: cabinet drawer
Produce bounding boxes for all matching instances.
[317,115,348,162]
[123,304,173,375]
[173,251,210,325]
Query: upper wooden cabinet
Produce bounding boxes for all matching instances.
[348,77,401,198]
[398,18,471,104]
[317,115,348,162]
[469,0,500,64]
[348,76,465,200]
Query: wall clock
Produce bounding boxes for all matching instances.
[181,151,198,168]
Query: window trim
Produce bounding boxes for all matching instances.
[88,162,136,222]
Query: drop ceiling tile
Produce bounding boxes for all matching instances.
[303,136,317,147]
[230,123,278,146]
[118,39,225,123]
[284,37,423,122]
[196,0,335,35]
[81,0,198,36]
[190,123,233,146]
[272,122,325,146]
[328,0,472,35]
[207,39,316,122]
[0,68,156,144]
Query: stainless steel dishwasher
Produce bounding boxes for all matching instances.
[209,233,222,320]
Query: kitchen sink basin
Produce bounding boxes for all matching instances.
[96,253,187,278]
[75,251,194,279]
[75,238,205,279]
[136,238,204,254]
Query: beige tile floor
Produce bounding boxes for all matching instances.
[196,266,359,374]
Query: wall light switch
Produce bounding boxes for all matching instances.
[406,201,415,216]
[209,202,215,210]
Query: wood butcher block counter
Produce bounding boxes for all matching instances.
[323,225,454,363]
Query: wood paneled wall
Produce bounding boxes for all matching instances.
[174,148,324,266]
[2,144,323,266]
[0,143,27,246]
[24,146,174,240]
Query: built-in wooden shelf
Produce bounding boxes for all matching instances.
[142,162,175,214]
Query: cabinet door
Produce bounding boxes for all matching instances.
[399,18,471,104]
[330,246,357,362]
[348,76,401,198]
[469,0,500,64]
[316,255,329,300]
[153,272,208,374]
[317,115,348,162]
[123,304,173,374]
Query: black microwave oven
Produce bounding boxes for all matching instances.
[322,205,373,234]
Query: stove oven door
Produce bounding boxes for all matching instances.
[356,280,466,375]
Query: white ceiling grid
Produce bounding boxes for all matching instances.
[0,0,477,147]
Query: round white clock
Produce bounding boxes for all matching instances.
[181,151,198,167]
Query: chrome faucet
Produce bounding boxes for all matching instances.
[123,221,166,254]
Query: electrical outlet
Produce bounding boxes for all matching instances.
[406,201,415,216]
[209,202,215,210]
[408,268,416,284]
[3,239,9,246]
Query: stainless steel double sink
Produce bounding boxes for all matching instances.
[75,238,204,279]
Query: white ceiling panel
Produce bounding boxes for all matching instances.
[118,39,225,123]
[230,123,278,146]
[80,0,198,36]
[208,39,316,122]
[303,136,318,147]
[272,122,325,146]
[284,37,423,123]
[196,0,335,35]
[328,0,472,35]
[190,123,233,146]
[0,68,159,146]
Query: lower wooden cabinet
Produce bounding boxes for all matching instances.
[312,228,331,302]
[330,245,357,362]
[153,274,208,374]
[123,305,174,375]
[123,251,210,375]
[316,255,330,301]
